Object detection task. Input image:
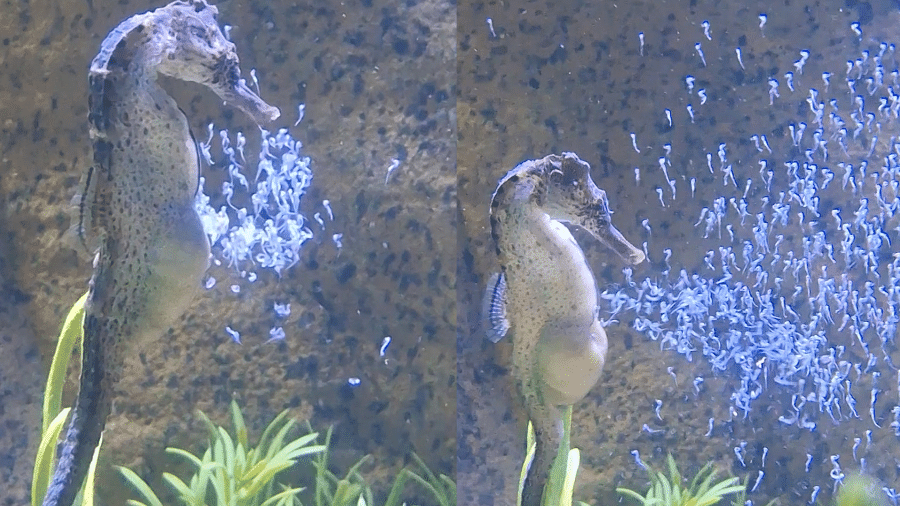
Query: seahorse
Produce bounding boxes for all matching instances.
[484,152,645,506]
[42,2,279,505]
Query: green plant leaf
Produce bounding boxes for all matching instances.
[166,447,203,469]
[560,448,580,506]
[251,410,290,462]
[163,472,197,502]
[618,455,745,506]
[43,292,88,435]
[198,409,221,443]
[264,418,298,462]
[383,468,412,506]
[117,466,165,506]
[259,486,305,506]
[82,434,103,506]
[32,407,72,506]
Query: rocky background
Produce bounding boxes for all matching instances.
[458,0,900,505]
[0,0,455,503]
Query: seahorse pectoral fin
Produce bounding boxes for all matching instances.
[482,271,510,343]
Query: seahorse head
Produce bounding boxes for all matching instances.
[149,0,280,124]
[496,152,646,265]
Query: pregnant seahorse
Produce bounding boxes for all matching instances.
[42,2,279,505]
[485,153,645,506]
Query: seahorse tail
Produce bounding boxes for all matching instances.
[520,407,563,506]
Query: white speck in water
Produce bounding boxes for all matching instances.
[385,158,401,184]
[225,326,241,344]
[274,302,291,318]
[294,103,305,126]
[268,326,285,342]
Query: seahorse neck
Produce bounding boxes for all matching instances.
[92,46,200,212]
[496,201,599,318]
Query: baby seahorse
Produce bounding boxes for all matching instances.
[484,153,645,506]
[42,2,279,505]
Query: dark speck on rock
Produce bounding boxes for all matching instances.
[344,30,365,46]
[393,37,409,55]
[577,67,596,83]
[661,49,682,61]
[380,9,397,34]
[336,263,357,284]
[394,143,407,161]
[419,82,435,103]
[339,382,356,401]
[385,205,400,220]
[853,1,874,25]
[549,45,567,64]
[544,117,558,136]
[529,78,539,89]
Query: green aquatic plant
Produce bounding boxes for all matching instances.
[616,454,744,506]
[311,429,455,506]
[118,400,325,506]
[32,292,103,506]
[118,401,455,506]
[834,474,889,506]
[32,294,457,506]
[517,406,584,506]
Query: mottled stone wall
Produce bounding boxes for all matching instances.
[0,0,454,503]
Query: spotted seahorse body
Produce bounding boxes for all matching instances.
[42,2,279,505]
[485,153,645,506]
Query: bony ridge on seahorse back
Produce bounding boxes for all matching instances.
[42,2,278,506]
[483,152,645,506]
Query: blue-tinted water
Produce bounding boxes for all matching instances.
[459,0,900,504]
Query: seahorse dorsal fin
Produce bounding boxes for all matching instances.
[482,272,510,343]
[90,13,150,76]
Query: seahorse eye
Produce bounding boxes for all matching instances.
[187,23,214,49]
